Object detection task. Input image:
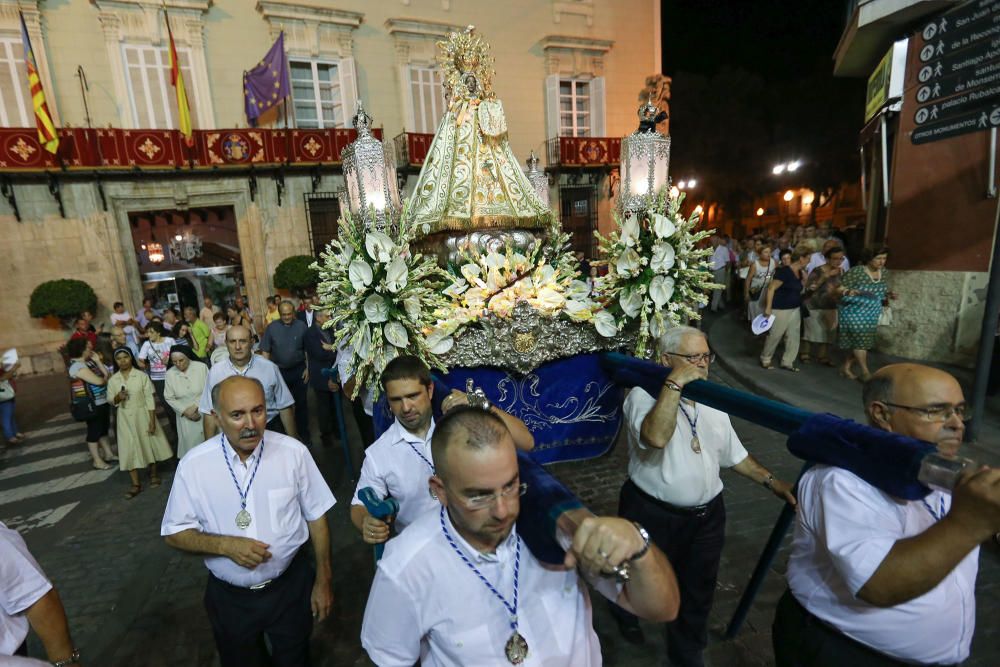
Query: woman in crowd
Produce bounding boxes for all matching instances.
[0,357,24,446]
[66,337,117,469]
[164,345,209,459]
[760,250,808,371]
[744,245,776,323]
[264,295,281,325]
[137,322,175,436]
[838,247,892,381]
[173,321,195,349]
[800,246,847,366]
[108,347,173,499]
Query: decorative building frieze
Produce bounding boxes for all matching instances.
[552,0,594,27]
[541,34,613,77]
[256,1,363,59]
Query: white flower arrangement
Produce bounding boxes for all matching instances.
[592,191,719,357]
[313,208,450,400]
[429,219,601,352]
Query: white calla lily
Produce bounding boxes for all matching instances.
[649,313,665,339]
[403,295,422,320]
[444,278,469,298]
[426,329,454,354]
[650,242,676,273]
[363,294,389,323]
[365,231,395,263]
[531,286,565,311]
[385,256,408,293]
[651,213,676,239]
[620,216,640,247]
[484,252,506,270]
[348,259,373,290]
[460,263,482,284]
[564,299,594,321]
[594,310,618,337]
[649,275,676,307]
[384,321,409,348]
[619,288,643,318]
[566,280,591,301]
[356,325,372,359]
[616,248,642,276]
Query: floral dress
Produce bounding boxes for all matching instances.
[837,266,888,350]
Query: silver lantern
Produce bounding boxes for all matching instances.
[617,97,671,215]
[341,100,402,234]
[524,151,550,209]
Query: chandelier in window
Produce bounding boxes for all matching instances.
[341,100,401,235]
[617,97,671,215]
[170,231,203,262]
[147,235,165,265]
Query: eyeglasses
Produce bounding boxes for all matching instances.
[881,402,970,423]
[462,482,528,511]
[668,351,716,364]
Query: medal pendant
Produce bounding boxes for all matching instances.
[235,509,252,529]
[504,632,529,665]
[691,437,702,454]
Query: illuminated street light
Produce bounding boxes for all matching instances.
[756,207,764,216]
[772,160,803,175]
[787,160,801,172]
[694,204,704,215]
[783,190,795,202]
[802,191,815,205]
[687,179,697,188]
[772,164,785,175]
[677,180,687,189]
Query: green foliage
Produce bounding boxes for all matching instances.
[274,255,320,295]
[29,279,98,322]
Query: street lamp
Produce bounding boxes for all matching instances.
[341,100,401,235]
[772,160,802,175]
[756,207,764,216]
[783,190,795,202]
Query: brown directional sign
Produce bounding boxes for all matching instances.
[912,0,1000,143]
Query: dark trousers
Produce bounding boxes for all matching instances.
[351,397,375,449]
[772,589,954,667]
[267,415,286,435]
[204,549,314,667]
[314,389,338,441]
[279,363,311,445]
[152,378,177,439]
[614,479,726,667]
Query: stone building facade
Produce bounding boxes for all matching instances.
[0,0,661,373]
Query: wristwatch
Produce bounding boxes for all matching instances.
[762,474,775,490]
[629,522,651,561]
[663,380,683,393]
[52,649,80,667]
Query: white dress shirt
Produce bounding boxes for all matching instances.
[160,431,336,587]
[0,522,52,655]
[624,387,748,507]
[361,508,618,667]
[197,355,294,422]
[351,418,438,532]
[805,251,850,276]
[711,245,730,271]
[787,466,978,665]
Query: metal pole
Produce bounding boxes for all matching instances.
[76,66,92,128]
[859,145,867,211]
[967,191,1000,442]
[880,113,891,208]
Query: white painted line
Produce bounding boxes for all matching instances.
[0,452,92,481]
[2,502,80,534]
[2,435,85,459]
[0,468,117,506]
[28,422,85,439]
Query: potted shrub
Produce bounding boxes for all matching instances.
[274,255,320,297]
[29,279,98,327]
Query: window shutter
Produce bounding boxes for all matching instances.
[399,65,416,132]
[339,56,359,129]
[590,76,606,137]
[545,73,560,139]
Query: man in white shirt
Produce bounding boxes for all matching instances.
[162,375,335,667]
[351,355,535,544]
[774,364,1000,666]
[805,238,851,276]
[361,406,680,666]
[613,326,795,664]
[0,522,79,666]
[709,236,730,311]
[199,325,297,439]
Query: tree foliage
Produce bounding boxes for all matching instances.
[29,279,97,322]
[274,255,321,295]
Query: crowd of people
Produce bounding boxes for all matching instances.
[706,222,894,380]
[2,276,1000,667]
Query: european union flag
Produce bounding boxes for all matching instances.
[243,32,290,126]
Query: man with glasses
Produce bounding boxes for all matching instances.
[773,363,1000,666]
[361,406,680,666]
[350,355,534,545]
[612,326,795,664]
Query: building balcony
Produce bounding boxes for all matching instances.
[546,136,621,169]
[0,126,382,173]
[394,131,435,170]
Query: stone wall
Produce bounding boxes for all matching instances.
[878,269,987,367]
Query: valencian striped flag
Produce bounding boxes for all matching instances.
[19,12,58,154]
[165,12,193,147]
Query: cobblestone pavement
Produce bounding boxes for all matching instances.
[3,330,998,666]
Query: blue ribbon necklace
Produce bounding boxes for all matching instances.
[921,494,946,522]
[406,440,435,473]
[221,433,263,530]
[678,402,702,453]
[439,507,529,664]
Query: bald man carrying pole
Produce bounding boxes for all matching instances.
[162,376,335,667]
[774,363,1000,666]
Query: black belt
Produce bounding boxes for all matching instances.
[626,478,720,517]
[210,548,305,594]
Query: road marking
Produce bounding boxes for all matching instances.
[0,452,92,481]
[27,422,85,438]
[0,468,117,506]
[2,502,80,534]
[2,435,85,459]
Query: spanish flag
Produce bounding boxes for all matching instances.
[19,12,58,154]
[165,11,193,147]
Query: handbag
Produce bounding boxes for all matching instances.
[0,380,14,402]
[878,306,893,327]
[69,377,96,421]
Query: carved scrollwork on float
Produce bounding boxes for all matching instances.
[436,301,632,374]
